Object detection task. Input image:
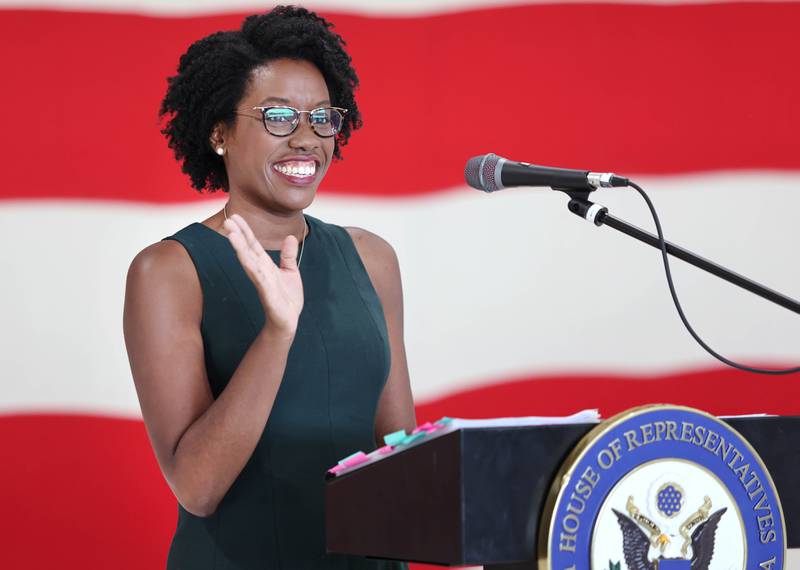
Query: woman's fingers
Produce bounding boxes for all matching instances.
[231,214,267,259]
[222,213,302,281]
[279,235,299,271]
[223,219,252,261]
[225,217,261,260]
[221,214,304,333]
[223,219,246,258]
[223,218,276,283]
[225,215,259,266]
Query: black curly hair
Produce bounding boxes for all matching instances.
[159,5,362,193]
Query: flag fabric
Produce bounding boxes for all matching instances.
[2,1,799,568]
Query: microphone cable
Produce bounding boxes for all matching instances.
[627,180,799,375]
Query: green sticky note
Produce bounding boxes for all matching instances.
[383,429,407,446]
[399,432,426,445]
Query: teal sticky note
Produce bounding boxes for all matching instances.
[399,432,426,445]
[383,429,407,446]
[436,417,453,425]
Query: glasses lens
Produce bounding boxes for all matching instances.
[262,107,298,136]
[309,108,344,137]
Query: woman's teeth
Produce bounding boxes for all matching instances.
[273,161,316,177]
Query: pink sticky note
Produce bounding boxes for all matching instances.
[342,452,369,467]
[328,464,346,475]
[412,422,434,434]
[366,445,394,460]
[414,422,444,434]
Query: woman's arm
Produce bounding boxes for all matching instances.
[346,227,417,442]
[123,216,302,517]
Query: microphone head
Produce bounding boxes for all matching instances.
[464,153,504,192]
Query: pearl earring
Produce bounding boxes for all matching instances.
[216,147,225,156]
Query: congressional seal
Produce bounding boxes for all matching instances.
[539,405,785,570]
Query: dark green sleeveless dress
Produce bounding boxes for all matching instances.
[163,215,406,570]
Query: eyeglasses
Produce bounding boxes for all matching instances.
[235,106,348,138]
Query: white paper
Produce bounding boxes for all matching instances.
[447,409,601,429]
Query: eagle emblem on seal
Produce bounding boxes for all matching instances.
[613,489,726,570]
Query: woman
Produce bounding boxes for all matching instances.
[123,6,415,569]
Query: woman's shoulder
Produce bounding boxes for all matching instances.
[337,224,402,307]
[126,226,203,297]
[306,215,397,267]
[129,239,191,276]
[342,226,397,264]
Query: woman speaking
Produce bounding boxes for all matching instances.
[123,6,415,568]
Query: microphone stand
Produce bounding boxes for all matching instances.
[562,190,800,316]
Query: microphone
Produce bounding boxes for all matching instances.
[464,153,629,193]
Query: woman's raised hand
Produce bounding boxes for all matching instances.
[223,214,304,336]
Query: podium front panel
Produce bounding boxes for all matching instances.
[325,416,800,566]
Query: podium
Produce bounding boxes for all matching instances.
[325,416,800,568]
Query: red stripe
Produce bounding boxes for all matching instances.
[1,414,174,568]
[2,367,797,568]
[3,4,800,202]
[415,365,800,422]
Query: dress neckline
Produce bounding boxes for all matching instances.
[192,214,313,253]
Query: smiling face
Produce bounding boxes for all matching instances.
[214,58,336,214]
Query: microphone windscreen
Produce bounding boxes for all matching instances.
[464,153,502,192]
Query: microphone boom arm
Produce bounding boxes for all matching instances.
[564,191,800,316]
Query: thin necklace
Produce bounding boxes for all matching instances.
[223,202,307,268]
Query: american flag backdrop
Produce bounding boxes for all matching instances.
[2,1,799,568]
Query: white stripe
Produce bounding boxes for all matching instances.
[1,172,799,417]
[1,0,796,16]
